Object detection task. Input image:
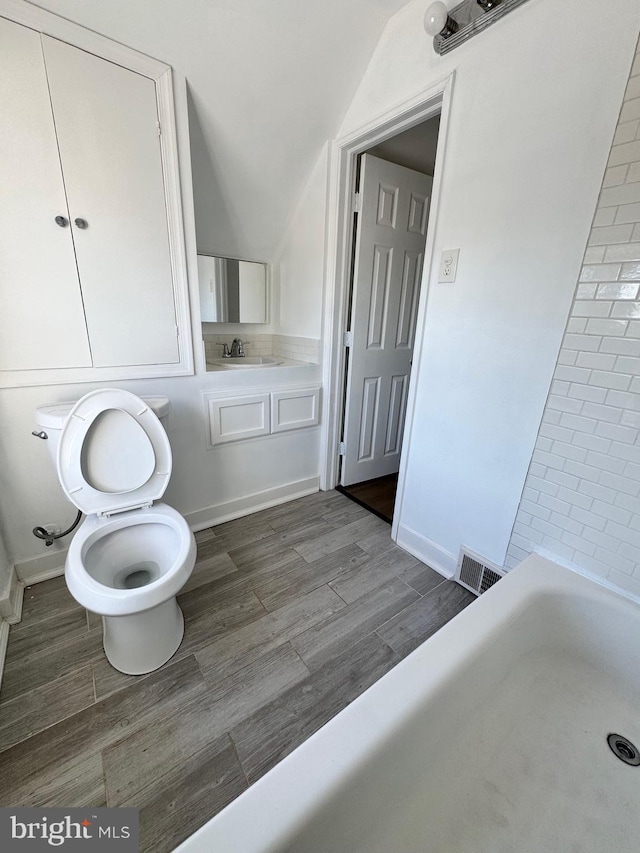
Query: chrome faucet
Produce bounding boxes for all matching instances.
[221,343,231,358]
[231,337,245,357]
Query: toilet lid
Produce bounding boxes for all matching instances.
[57,388,172,516]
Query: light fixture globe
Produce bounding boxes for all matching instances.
[424,2,457,37]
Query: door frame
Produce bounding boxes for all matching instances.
[319,71,455,540]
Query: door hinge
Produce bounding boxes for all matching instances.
[157,121,162,136]
[343,330,353,348]
[175,324,180,338]
[352,192,361,213]
[338,441,346,456]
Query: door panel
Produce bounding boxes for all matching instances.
[376,185,398,227]
[385,374,408,456]
[341,154,432,487]
[42,35,179,367]
[0,18,91,371]
[367,246,392,348]
[395,251,422,348]
[358,377,380,462]
[408,191,429,235]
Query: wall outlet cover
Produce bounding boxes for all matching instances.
[438,248,459,283]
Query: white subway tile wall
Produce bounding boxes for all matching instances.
[202,334,319,365]
[272,335,320,364]
[506,36,640,596]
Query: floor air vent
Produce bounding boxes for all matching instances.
[455,548,505,596]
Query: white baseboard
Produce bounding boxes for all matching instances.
[4,572,24,625]
[0,619,9,686]
[395,523,456,579]
[15,548,67,586]
[186,477,320,532]
[0,566,24,623]
[0,567,23,691]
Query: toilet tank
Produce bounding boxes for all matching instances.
[34,395,171,468]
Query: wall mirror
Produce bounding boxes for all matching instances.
[197,254,267,323]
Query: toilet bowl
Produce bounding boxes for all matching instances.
[66,502,195,673]
[35,388,196,675]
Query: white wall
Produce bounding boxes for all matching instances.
[338,0,640,572]
[507,40,640,597]
[272,144,330,340]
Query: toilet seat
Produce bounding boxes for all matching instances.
[57,388,172,516]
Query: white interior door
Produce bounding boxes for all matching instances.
[0,18,92,371]
[42,35,179,368]
[341,153,432,487]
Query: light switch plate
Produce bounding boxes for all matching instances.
[438,248,459,283]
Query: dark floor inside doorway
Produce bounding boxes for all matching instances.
[338,474,398,524]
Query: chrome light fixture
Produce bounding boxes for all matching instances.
[425,0,529,55]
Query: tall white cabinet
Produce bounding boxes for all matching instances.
[0,16,92,372]
[0,6,192,386]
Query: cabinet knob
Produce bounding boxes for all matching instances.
[55,215,69,227]
[74,218,88,230]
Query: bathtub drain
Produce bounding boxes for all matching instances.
[607,734,640,766]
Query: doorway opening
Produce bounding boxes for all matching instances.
[336,113,442,524]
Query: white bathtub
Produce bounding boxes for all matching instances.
[176,554,640,852]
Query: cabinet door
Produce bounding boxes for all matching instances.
[0,18,92,371]
[42,35,179,368]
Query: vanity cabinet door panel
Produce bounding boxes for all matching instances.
[0,18,92,371]
[41,35,179,368]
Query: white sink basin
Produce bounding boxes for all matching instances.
[210,356,285,369]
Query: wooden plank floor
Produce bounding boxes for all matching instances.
[338,473,398,523]
[0,491,474,851]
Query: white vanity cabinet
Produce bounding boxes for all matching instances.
[204,386,320,447]
[0,9,191,385]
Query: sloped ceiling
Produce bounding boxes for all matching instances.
[30,0,412,259]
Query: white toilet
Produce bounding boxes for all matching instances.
[34,388,196,675]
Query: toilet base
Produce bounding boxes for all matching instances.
[101,597,185,675]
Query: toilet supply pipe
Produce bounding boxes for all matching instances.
[33,509,83,547]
